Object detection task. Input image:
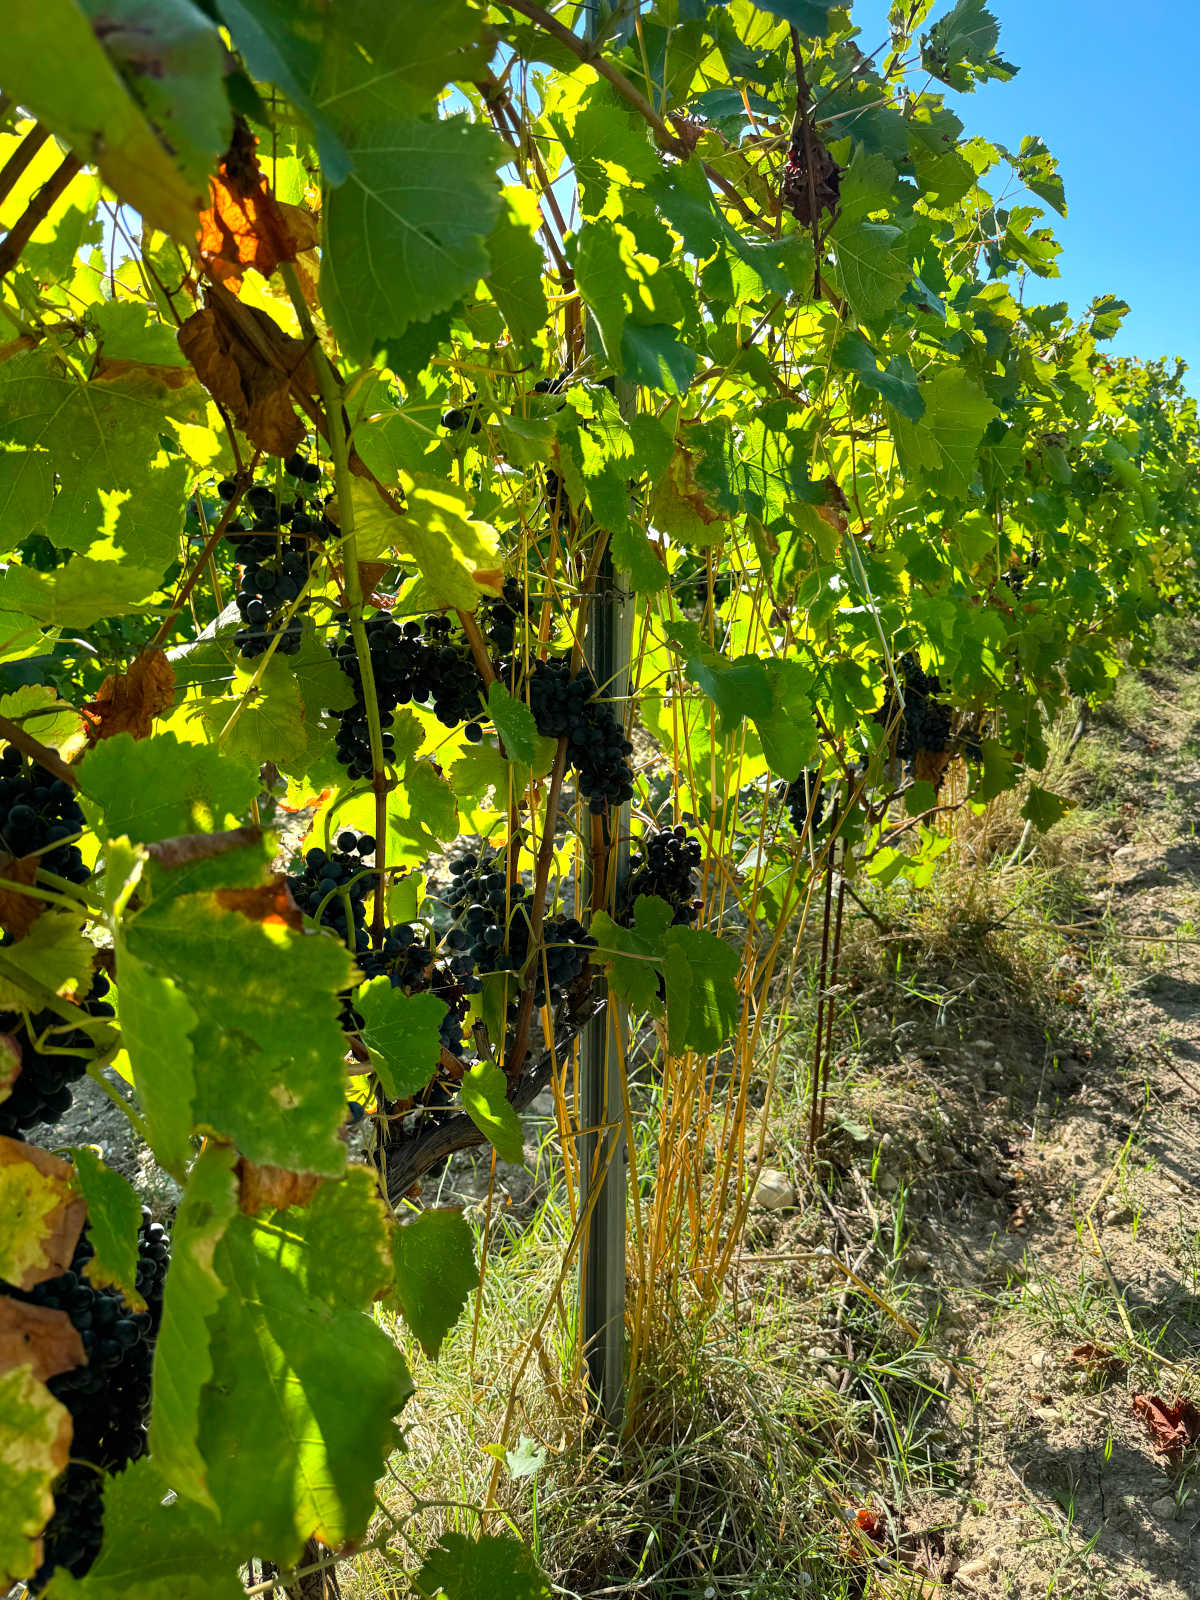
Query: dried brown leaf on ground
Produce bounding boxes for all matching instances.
[82,648,175,744]
[1132,1394,1200,1464]
[1065,1342,1126,1379]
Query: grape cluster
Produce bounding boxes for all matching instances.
[442,848,595,1008]
[0,747,90,886]
[9,1211,170,1590]
[784,772,827,838]
[330,613,486,778]
[1002,547,1042,598]
[221,456,336,660]
[286,831,377,952]
[0,972,115,1139]
[526,659,635,813]
[481,577,524,656]
[354,925,474,1056]
[623,826,702,926]
[877,655,952,759]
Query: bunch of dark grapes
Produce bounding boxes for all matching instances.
[329,612,486,778]
[876,655,952,759]
[622,826,702,926]
[441,393,483,434]
[784,772,826,838]
[230,534,312,659]
[481,577,524,656]
[1002,547,1041,598]
[526,659,635,813]
[354,925,475,1055]
[9,1211,170,1590]
[0,746,90,887]
[442,849,594,1009]
[286,831,376,953]
[0,972,115,1139]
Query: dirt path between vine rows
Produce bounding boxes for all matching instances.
[749,636,1200,1599]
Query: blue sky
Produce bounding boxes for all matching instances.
[849,0,1200,380]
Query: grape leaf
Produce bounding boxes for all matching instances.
[0,560,164,628]
[124,893,355,1175]
[82,732,259,844]
[354,981,446,1100]
[0,915,96,1010]
[414,1533,551,1600]
[589,897,674,1014]
[892,368,998,501]
[0,1362,73,1588]
[390,1208,478,1358]
[0,1139,86,1292]
[322,116,502,362]
[109,942,198,1181]
[459,1060,524,1165]
[148,1144,239,1511]
[196,1171,411,1557]
[486,191,550,356]
[487,682,539,765]
[751,0,837,37]
[658,927,740,1055]
[72,1147,143,1309]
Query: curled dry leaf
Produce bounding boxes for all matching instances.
[235,1158,323,1216]
[81,647,176,744]
[177,295,315,459]
[214,877,304,931]
[0,854,43,941]
[197,117,319,291]
[1066,1342,1125,1379]
[0,1031,19,1104]
[1132,1393,1200,1464]
[0,1297,85,1386]
[0,1137,88,1290]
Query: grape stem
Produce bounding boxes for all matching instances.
[279,263,389,944]
[0,713,78,787]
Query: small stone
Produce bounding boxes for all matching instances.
[906,1247,931,1269]
[1031,1406,1060,1423]
[751,1168,796,1211]
[1030,1350,1050,1369]
[876,1171,899,1194]
[958,1553,996,1580]
[1104,1203,1135,1226]
[1152,1494,1177,1521]
[914,1138,935,1165]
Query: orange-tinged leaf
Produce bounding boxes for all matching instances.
[0,1298,85,1386]
[82,648,176,744]
[235,1158,323,1215]
[1132,1394,1200,1464]
[214,877,303,930]
[0,1138,87,1291]
[197,119,318,290]
[0,855,42,941]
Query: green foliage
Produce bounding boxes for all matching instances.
[391,1209,479,1359]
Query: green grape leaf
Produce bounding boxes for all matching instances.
[0,687,79,753]
[81,732,259,844]
[45,1459,243,1600]
[921,0,1017,92]
[197,1171,411,1557]
[90,300,191,367]
[458,1060,524,1166]
[589,897,674,1014]
[751,0,837,37]
[354,980,446,1100]
[200,652,310,772]
[833,333,925,423]
[620,323,697,395]
[0,350,200,567]
[0,915,96,1010]
[485,191,549,356]
[612,522,668,593]
[368,476,500,612]
[212,0,352,183]
[1021,783,1073,832]
[390,1208,478,1359]
[72,1148,143,1310]
[111,941,198,1181]
[892,368,998,501]
[124,894,355,1175]
[976,738,1017,801]
[322,116,502,362]
[0,559,163,628]
[487,681,539,765]
[832,220,910,321]
[313,0,485,136]
[148,1144,239,1511]
[4,0,217,239]
[658,927,740,1055]
[504,1437,547,1479]
[414,1532,551,1600]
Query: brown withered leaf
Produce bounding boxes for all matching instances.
[214,877,303,930]
[0,1138,87,1290]
[1132,1393,1200,1465]
[177,294,315,458]
[82,648,175,744]
[913,749,952,787]
[146,825,264,874]
[236,1158,323,1215]
[1066,1342,1125,1380]
[0,854,43,941]
[198,118,319,291]
[0,1298,85,1386]
[0,1031,19,1105]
